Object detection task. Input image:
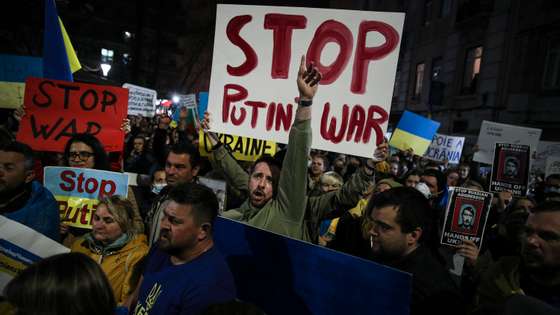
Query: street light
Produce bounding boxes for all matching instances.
[100,63,111,76]
[172,95,180,103]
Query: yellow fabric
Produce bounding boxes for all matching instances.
[349,198,369,217]
[71,234,148,305]
[389,128,432,156]
[0,81,25,109]
[58,17,81,73]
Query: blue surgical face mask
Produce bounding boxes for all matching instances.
[152,183,167,194]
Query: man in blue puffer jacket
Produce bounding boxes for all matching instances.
[0,141,60,241]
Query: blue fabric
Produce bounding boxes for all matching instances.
[396,111,440,140]
[43,0,72,81]
[5,181,60,241]
[134,245,236,315]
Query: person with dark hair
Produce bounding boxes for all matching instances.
[402,169,422,188]
[0,141,59,240]
[474,201,560,314]
[71,195,148,305]
[503,156,520,179]
[63,133,110,171]
[3,252,116,315]
[146,141,201,245]
[364,187,463,315]
[132,182,236,315]
[124,134,154,175]
[60,134,144,247]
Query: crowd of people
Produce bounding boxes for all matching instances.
[0,57,559,315]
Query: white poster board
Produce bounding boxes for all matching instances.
[123,83,157,117]
[546,157,560,178]
[0,216,70,292]
[533,141,560,175]
[473,121,541,165]
[208,5,404,158]
[424,133,465,164]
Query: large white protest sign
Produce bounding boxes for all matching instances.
[546,157,560,178]
[425,133,465,164]
[473,121,541,165]
[0,216,70,292]
[208,5,404,158]
[533,141,560,175]
[123,83,157,117]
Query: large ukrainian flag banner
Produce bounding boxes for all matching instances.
[389,110,440,156]
[0,216,69,291]
[43,0,81,81]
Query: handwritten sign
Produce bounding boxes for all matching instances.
[208,5,404,158]
[44,167,128,229]
[199,131,276,161]
[440,187,493,248]
[473,121,541,165]
[16,77,128,152]
[490,143,531,197]
[123,83,156,117]
[0,216,69,292]
[425,133,464,164]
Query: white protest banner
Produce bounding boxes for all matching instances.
[0,215,70,292]
[533,141,560,175]
[546,157,560,178]
[123,83,157,117]
[424,133,465,164]
[473,121,541,165]
[44,167,129,229]
[208,5,404,158]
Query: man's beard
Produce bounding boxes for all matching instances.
[0,181,29,203]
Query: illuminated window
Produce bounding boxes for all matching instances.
[542,39,560,90]
[462,46,483,94]
[414,63,425,99]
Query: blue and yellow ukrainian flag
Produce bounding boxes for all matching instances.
[43,0,81,81]
[389,110,440,156]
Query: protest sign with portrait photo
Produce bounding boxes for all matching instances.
[441,187,493,248]
[490,143,531,197]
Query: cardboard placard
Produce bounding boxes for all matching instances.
[199,131,277,161]
[424,133,464,164]
[16,77,128,152]
[0,215,70,292]
[123,83,157,117]
[43,167,129,229]
[208,5,404,158]
[473,121,541,165]
[490,143,531,197]
[440,187,493,248]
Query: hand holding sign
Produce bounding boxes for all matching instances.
[202,111,220,147]
[456,240,479,268]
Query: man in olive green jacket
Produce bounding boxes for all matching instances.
[203,57,387,243]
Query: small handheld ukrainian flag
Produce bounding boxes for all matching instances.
[389,110,440,156]
[43,0,81,81]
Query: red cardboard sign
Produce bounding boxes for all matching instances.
[16,77,128,152]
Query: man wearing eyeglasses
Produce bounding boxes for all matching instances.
[0,141,60,241]
[474,201,560,313]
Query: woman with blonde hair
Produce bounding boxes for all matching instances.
[71,195,148,305]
